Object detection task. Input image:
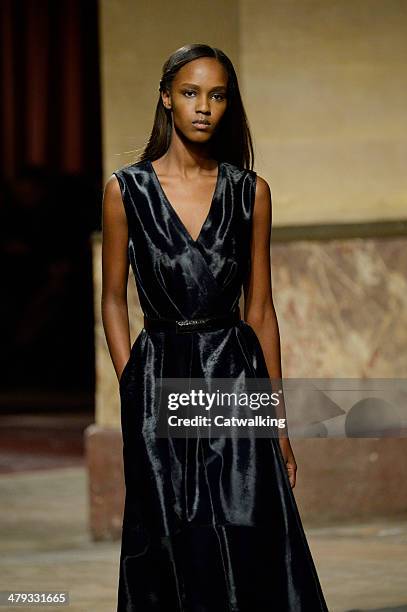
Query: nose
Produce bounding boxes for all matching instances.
[195,94,211,114]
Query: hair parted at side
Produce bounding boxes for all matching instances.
[138,43,255,170]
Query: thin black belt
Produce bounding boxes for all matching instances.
[144,307,241,333]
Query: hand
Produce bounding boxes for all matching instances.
[279,437,297,488]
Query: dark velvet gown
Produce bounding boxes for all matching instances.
[113,159,328,611]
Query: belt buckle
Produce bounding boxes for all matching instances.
[175,316,211,333]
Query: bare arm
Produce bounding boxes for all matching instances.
[101,174,131,382]
[243,175,298,487]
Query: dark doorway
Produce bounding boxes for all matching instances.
[0,0,102,415]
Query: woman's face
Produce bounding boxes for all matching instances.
[162,57,228,145]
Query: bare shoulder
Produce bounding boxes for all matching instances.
[255,174,272,199]
[102,174,126,223]
[253,174,272,222]
[103,174,124,209]
[104,173,122,198]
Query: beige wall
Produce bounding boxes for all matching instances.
[240,0,407,225]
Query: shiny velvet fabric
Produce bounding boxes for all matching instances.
[113,160,328,612]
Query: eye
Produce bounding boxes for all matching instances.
[182,90,226,101]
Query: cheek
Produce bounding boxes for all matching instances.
[171,103,192,126]
[172,97,192,115]
[212,107,227,128]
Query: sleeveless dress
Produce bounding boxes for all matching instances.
[113,159,329,612]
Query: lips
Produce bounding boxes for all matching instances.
[192,120,211,130]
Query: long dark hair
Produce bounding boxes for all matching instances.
[138,44,255,170]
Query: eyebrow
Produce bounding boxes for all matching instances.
[179,82,227,91]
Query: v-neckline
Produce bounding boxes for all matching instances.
[148,159,223,245]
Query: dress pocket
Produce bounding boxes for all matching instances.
[119,329,146,389]
[119,354,132,388]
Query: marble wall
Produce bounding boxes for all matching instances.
[271,236,407,379]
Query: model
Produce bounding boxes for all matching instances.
[102,43,329,611]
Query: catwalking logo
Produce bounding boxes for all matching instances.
[168,413,287,429]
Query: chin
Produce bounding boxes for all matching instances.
[189,129,212,140]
